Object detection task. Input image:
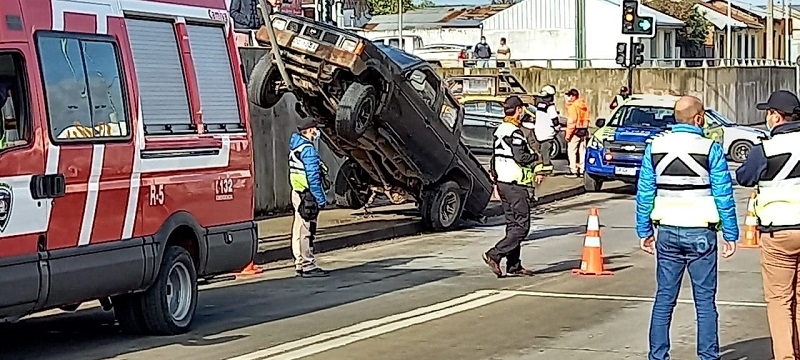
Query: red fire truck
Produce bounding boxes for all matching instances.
[0,0,257,335]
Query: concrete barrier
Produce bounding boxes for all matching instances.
[439,66,797,125]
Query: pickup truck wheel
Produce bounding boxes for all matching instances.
[334,159,371,209]
[247,56,283,108]
[584,173,603,192]
[421,181,463,231]
[336,83,376,142]
[549,140,561,159]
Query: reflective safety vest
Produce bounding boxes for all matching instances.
[755,131,800,227]
[649,131,720,227]
[493,122,535,186]
[288,143,328,192]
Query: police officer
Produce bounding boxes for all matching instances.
[483,95,539,278]
[609,86,631,110]
[531,85,559,175]
[636,95,737,360]
[289,116,330,278]
[736,90,800,360]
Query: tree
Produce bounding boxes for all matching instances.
[368,0,433,15]
[643,0,711,57]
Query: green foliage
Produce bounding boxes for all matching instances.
[643,0,711,56]
[368,0,434,15]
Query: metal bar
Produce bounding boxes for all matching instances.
[257,0,294,91]
[627,36,634,92]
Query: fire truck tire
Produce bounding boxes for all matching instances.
[117,246,198,335]
[336,82,376,142]
[247,56,283,109]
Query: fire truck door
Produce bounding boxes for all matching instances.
[0,51,50,314]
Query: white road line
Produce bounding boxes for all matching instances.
[502,290,767,308]
[262,292,516,360]
[225,290,504,360]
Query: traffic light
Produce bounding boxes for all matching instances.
[632,42,645,66]
[615,42,627,66]
[621,0,655,37]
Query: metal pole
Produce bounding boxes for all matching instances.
[627,36,635,93]
[398,0,403,49]
[576,0,586,68]
[726,0,732,62]
[768,0,775,60]
[257,0,294,91]
[786,0,791,61]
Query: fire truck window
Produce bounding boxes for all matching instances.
[186,24,242,128]
[0,53,30,151]
[37,36,129,140]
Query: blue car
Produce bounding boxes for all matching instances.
[583,95,724,191]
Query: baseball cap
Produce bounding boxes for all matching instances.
[620,86,629,92]
[503,95,525,111]
[297,116,320,131]
[756,90,800,114]
[565,88,580,97]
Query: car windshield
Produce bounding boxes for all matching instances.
[705,109,733,126]
[609,105,676,128]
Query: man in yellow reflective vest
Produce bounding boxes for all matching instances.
[483,95,539,278]
[636,96,737,360]
[736,90,800,360]
[289,116,329,278]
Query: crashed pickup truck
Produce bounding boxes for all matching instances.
[247,12,493,230]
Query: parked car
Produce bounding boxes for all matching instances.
[705,109,769,162]
[247,13,493,230]
[584,94,725,191]
[369,36,469,67]
[444,72,534,103]
[458,96,567,159]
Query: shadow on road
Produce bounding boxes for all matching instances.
[533,254,631,275]
[524,225,584,241]
[721,337,773,360]
[1,257,460,360]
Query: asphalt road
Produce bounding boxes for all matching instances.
[2,183,771,360]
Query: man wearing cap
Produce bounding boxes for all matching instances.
[483,95,539,278]
[288,116,330,278]
[531,85,559,176]
[609,86,631,110]
[736,90,800,359]
[564,88,590,177]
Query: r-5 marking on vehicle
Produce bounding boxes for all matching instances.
[215,178,233,201]
[149,184,165,206]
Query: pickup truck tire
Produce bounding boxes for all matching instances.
[247,56,283,109]
[420,181,463,231]
[334,159,371,209]
[336,82,376,142]
[583,173,603,192]
[114,246,198,335]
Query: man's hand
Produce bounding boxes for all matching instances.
[721,241,737,258]
[535,174,545,185]
[640,236,655,255]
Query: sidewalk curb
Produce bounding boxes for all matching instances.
[253,184,585,265]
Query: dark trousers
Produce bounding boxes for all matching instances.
[487,182,531,271]
[539,138,554,168]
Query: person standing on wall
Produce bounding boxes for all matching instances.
[483,95,540,278]
[473,36,492,68]
[288,115,330,278]
[609,86,631,110]
[637,95,738,360]
[564,88,590,177]
[736,90,800,360]
[496,38,511,68]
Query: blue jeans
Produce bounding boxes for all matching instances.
[649,225,719,360]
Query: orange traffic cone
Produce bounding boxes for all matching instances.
[740,192,760,248]
[238,261,264,275]
[573,208,613,276]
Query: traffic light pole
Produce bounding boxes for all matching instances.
[627,36,634,93]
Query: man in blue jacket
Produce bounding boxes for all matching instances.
[289,116,329,278]
[635,96,737,360]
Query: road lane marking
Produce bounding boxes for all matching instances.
[502,290,767,308]
[262,291,516,360]
[225,290,506,360]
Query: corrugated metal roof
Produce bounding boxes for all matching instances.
[695,3,754,28]
[603,0,684,25]
[363,5,510,29]
[365,20,482,31]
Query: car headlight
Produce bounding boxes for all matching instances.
[272,19,287,30]
[340,39,358,53]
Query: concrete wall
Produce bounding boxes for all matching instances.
[438,66,797,124]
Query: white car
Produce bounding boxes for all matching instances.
[705,109,769,163]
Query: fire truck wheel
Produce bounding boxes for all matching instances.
[128,246,199,335]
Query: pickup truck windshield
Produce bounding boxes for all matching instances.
[609,105,676,128]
